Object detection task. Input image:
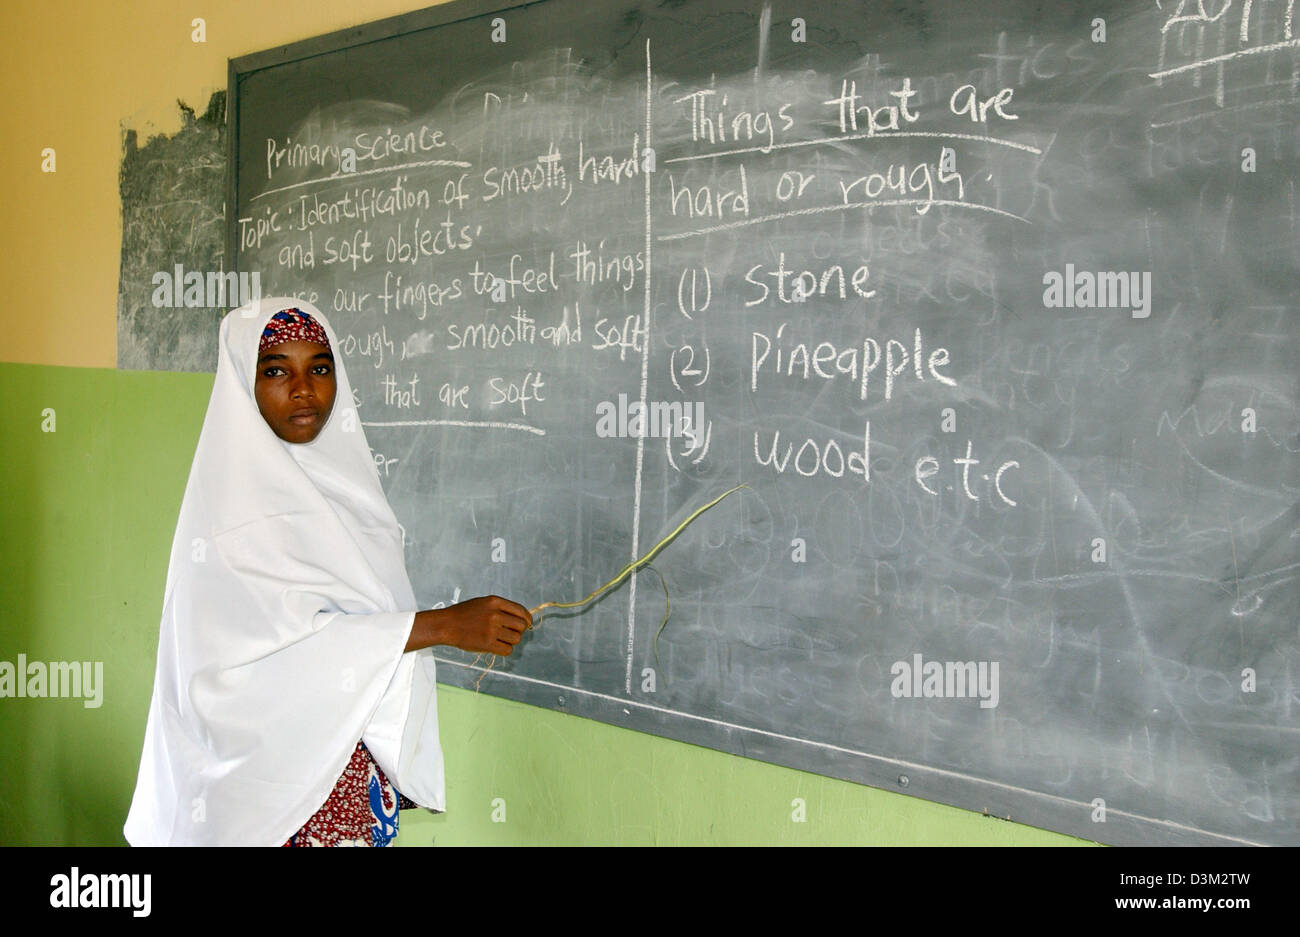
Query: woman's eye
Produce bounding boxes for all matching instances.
[259,364,330,378]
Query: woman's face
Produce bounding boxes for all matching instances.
[254,340,337,444]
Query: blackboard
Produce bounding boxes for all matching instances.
[226,0,1300,846]
[118,93,229,372]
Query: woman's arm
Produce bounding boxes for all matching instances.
[405,595,532,655]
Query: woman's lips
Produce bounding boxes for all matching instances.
[289,409,318,425]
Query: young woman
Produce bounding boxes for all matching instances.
[124,298,531,846]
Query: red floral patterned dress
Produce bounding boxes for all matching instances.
[282,741,416,846]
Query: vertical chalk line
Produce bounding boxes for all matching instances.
[1291,1,1300,93]
[1194,24,1206,87]
[1216,24,1227,106]
[625,36,653,693]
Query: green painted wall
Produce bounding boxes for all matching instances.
[0,361,1091,846]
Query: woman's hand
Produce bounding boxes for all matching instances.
[406,596,532,654]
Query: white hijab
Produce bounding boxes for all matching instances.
[124,297,444,846]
